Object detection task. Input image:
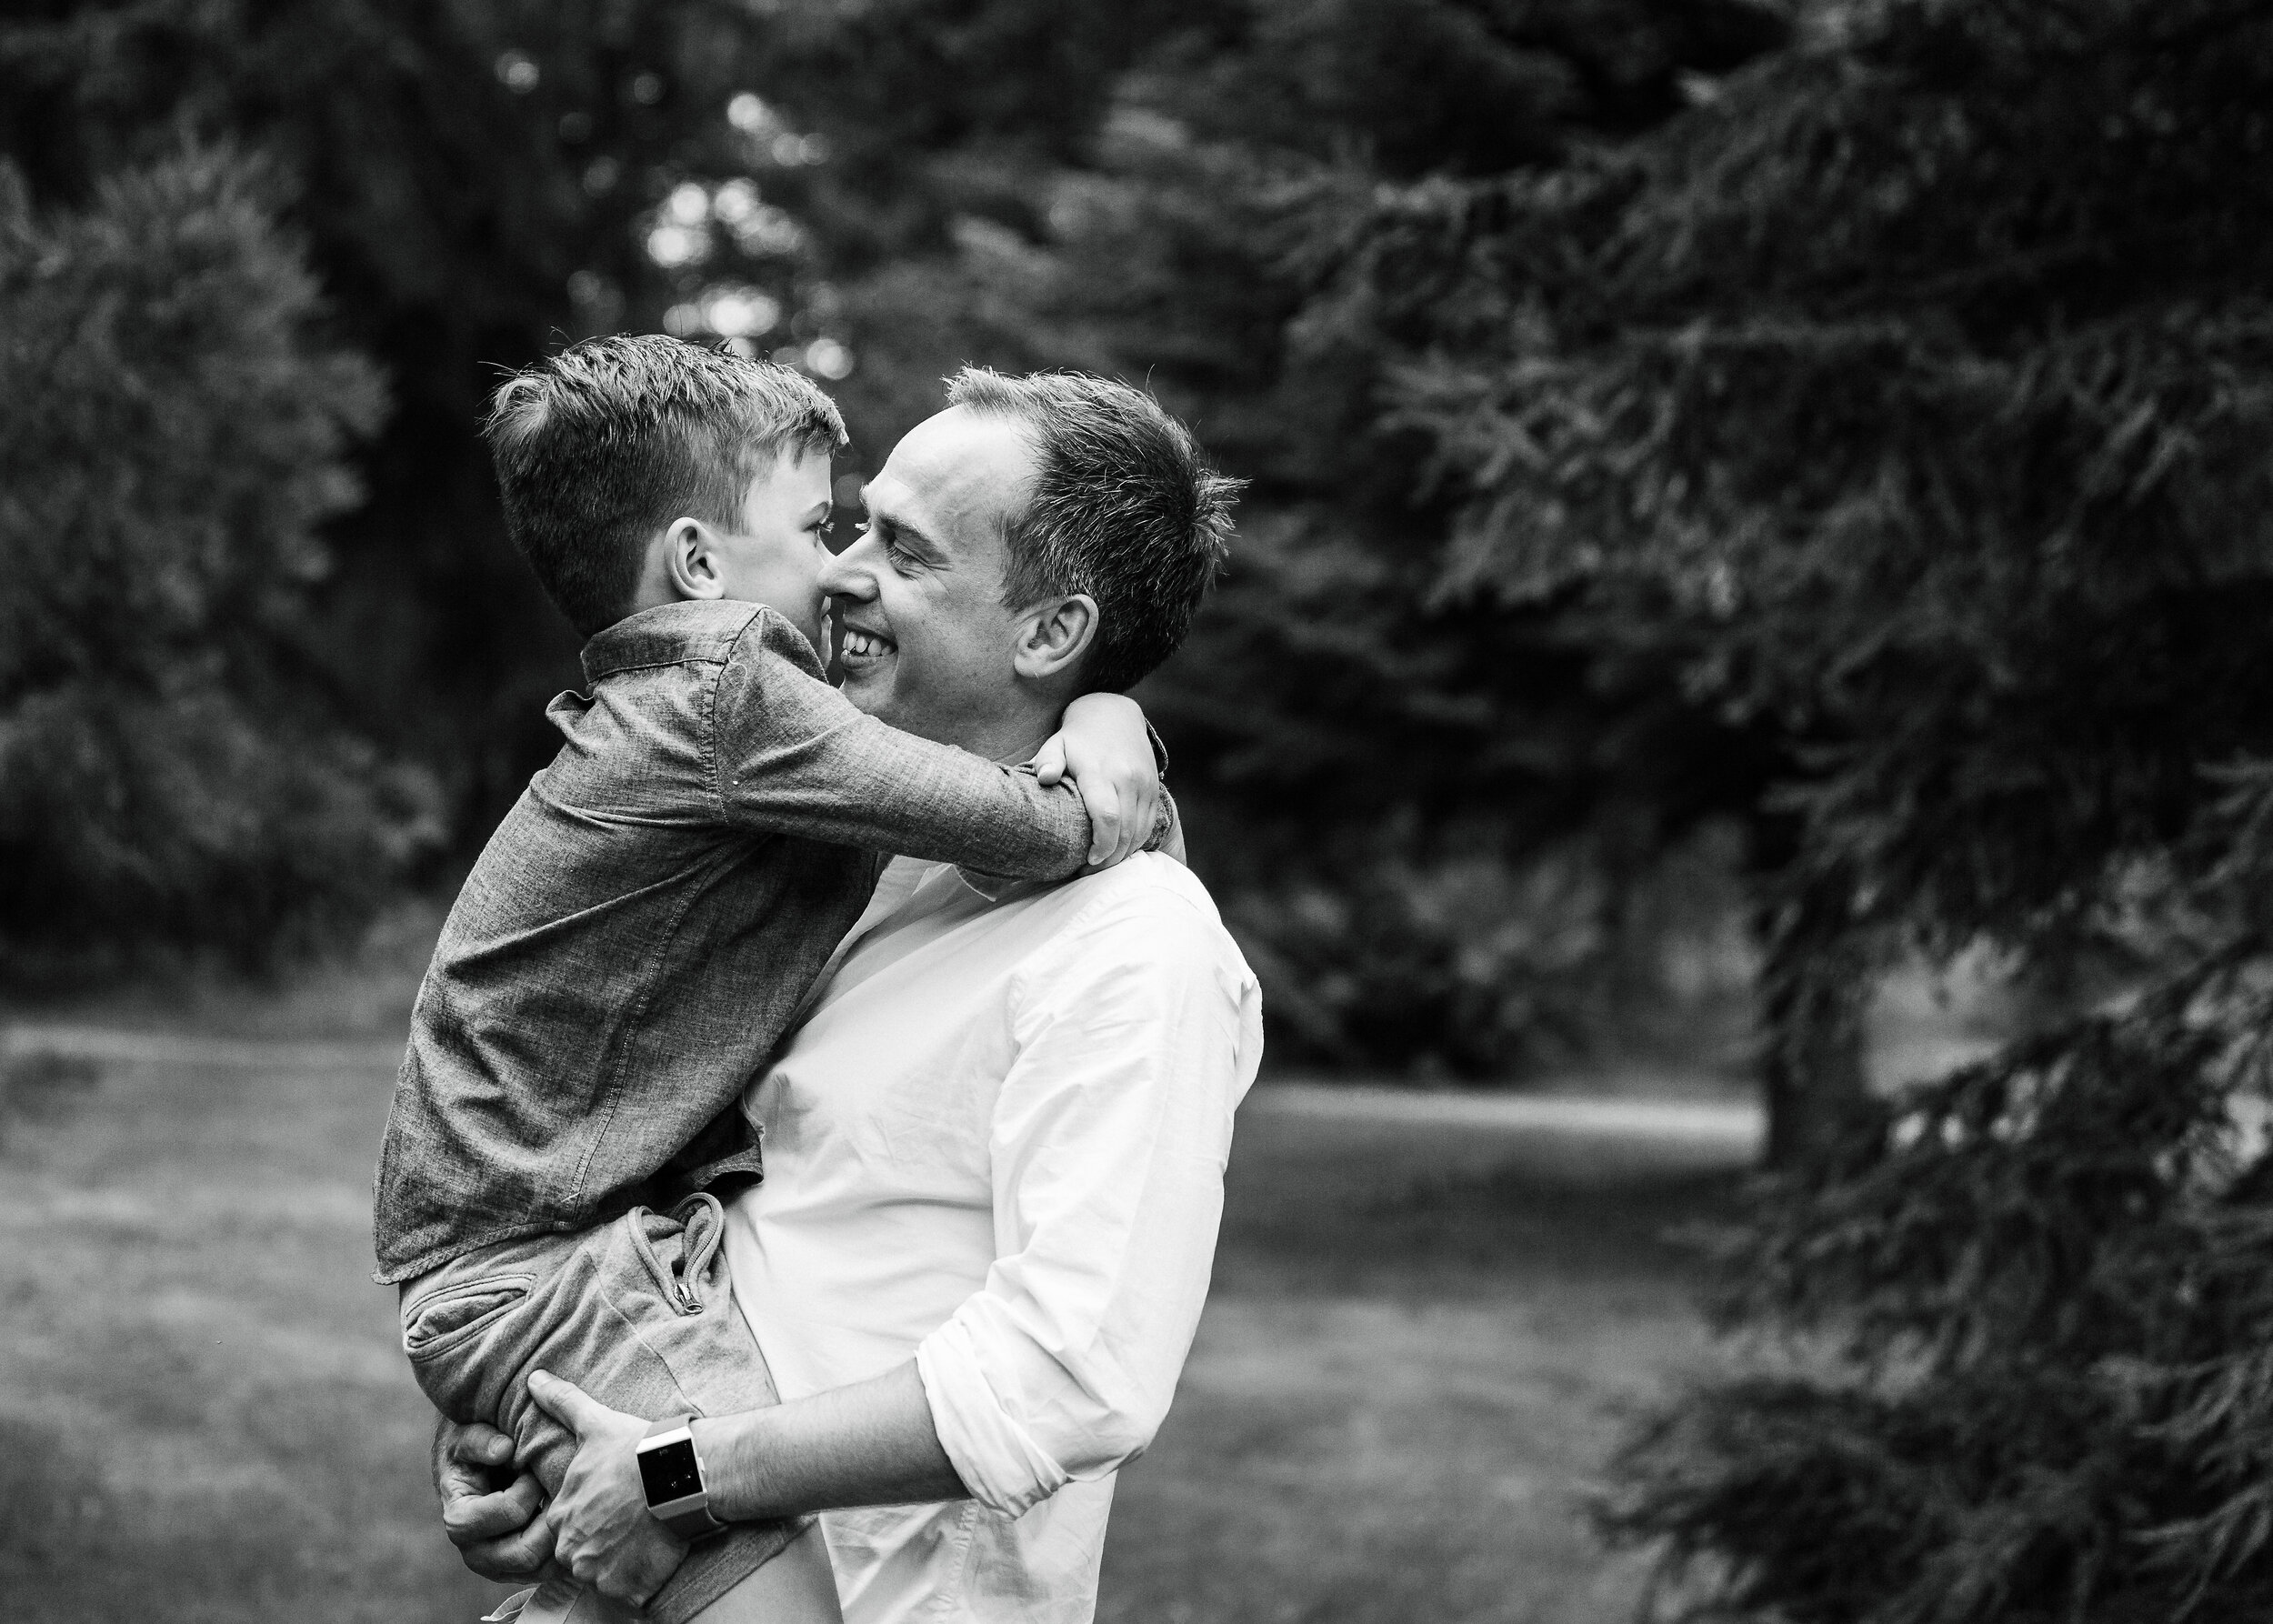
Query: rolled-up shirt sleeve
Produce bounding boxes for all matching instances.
[913,888,1263,1519]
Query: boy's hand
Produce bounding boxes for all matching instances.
[434,1414,558,1583]
[527,1369,690,1608]
[1032,693,1160,867]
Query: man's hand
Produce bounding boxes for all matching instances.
[1031,693,1160,867]
[434,1415,558,1583]
[526,1369,690,1607]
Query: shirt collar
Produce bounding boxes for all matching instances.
[578,600,757,686]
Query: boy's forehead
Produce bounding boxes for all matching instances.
[742,446,833,504]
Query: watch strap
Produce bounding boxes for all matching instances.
[657,1499,729,1541]
[638,1415,728,1541]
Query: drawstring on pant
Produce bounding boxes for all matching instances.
[626,1190,726,1315]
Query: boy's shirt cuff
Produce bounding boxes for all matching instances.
[956,789,1178,902]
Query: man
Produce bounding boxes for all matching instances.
[437,368,1264,1624]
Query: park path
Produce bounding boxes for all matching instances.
[6,1019,1764,1149]
[3,1022,404,1072]
[1249,1080,1762,1148]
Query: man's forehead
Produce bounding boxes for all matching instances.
[866,408,1035,536]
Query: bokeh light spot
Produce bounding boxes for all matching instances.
[705,288,781,338]
[711,179,760,224]
[729,205,804,256]
[646,224,709,268]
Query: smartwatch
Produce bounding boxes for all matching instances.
[636,1415,729,1541]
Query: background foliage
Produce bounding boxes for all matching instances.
[0,145,434,976]
[1521,2,2273,1617]
[0,0,1783,1070]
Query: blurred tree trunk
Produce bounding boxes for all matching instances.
[1756,887,1872,1168]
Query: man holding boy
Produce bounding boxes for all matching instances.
[381,341,1180,1623]
[420,357,1261,1622]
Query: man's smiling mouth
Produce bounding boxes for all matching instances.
[838,625,896,667]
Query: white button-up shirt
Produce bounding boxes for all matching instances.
[725,852,1262,1624]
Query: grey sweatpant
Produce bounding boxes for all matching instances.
[400,1194,801,1624]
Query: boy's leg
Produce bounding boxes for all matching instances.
[687,1522,842,1624]
[489,1577,642,1624]
[494,1524,838,1624]
[402,1196,803,1624]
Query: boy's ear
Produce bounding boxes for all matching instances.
[662,517,725,601]
[1012,593,1099,683]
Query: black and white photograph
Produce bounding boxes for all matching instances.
[4,2,2270,1619]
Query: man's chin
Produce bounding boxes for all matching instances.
[836,662,895,717]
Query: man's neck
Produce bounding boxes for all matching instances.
[890,691,1065,767]
[966,715,1060,767]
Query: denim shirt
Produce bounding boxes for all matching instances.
[371,599,1100,1284]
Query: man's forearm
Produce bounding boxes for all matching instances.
[692,1360,968,1522]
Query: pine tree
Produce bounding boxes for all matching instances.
[0,145,433,974]
[1362,0,2273,1612]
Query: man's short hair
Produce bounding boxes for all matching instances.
[486,335,846,637]
[946,367,1239,693]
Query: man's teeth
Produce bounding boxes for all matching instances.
[841,628,890,658]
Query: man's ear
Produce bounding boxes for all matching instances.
[662,517,725,601]
[1011,593,1099,683]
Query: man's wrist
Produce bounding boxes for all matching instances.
[677,1362,966,1523]
[639,1415,729,1540]
[687,1411,775,1524]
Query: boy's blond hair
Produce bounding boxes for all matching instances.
[486,336,846,637]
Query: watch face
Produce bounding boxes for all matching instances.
[638,1438,703,1505]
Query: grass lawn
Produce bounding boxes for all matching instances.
[1100,1101,1744,1624]
[0,947,1749,1622]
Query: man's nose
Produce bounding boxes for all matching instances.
[818,545,876,601]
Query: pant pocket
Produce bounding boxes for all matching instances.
[402,1272,536,1362]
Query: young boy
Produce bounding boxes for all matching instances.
[372,336,1165,1624]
